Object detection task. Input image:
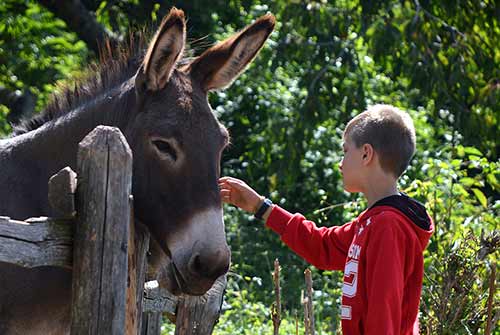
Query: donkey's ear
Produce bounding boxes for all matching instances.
[187,14,275,91]
[137,7,186,91]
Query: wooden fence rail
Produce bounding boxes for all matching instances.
[0,126,225,335]
[0,216,73,268]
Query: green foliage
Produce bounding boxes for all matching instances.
[422,232,498,334]
[405,143,499,333]
[363,0,499,157]
[0,105,11,134]
[0,0,498,333]
[0,0,88,135]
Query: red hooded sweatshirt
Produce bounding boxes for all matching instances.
[265,193,434,335]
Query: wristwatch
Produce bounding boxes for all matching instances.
[254,198,273,220]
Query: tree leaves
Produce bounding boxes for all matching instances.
[0,1,498,331]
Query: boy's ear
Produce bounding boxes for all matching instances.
[362,144,374,165]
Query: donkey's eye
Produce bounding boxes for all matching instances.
[153,139,178,161]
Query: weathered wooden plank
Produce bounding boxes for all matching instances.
[141,279,175,335]
[141,312,162,335]
[175,275,227,335]
[143,280,178,314]
[0,217,73,268]
[48,166,77,218]
[125,201,151,335]
[134,221,151,333]
[71,126,133,335]
[126,203,139,335]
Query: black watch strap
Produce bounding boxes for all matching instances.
[254,198,273,220]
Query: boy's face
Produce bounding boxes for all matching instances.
[340,135,365,193]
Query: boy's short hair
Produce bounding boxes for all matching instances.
[344,104,416,177]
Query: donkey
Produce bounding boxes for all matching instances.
[0,8,275,334]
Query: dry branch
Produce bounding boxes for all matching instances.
[485,262,497,335]
[272,258,282,335]
[304,269,315,335]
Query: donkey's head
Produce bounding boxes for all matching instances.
[125,8,274,295]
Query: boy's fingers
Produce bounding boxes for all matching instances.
[219,176,244,186]
[219,180,241,192]
[219,183,230,190]
[226,179,247,190]
[220,189,231,198]
[219,176,236,183]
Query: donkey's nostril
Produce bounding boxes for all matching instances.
[188,252,207,276]
[193,254,203,273]
[188,247,230,281]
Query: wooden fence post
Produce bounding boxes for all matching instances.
[48,166,77,219]
[141,312,163,335]
[141,279,178,335]
[127,208,151,335]
[174,275,227,335]
[71,126,132,335]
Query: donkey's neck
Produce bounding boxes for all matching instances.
[0,77,136,218]
[23,78,134,157]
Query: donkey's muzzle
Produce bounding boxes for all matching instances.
[168,207,231,295]
[170,245,230,295]
[188,245,231,282]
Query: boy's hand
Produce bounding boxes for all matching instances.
[219,177,263,213]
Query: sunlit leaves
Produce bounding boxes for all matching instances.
[472,188,488,208]
[0,0,88,131]
[0,0,497,332]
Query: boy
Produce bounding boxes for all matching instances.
[219,104,434,334]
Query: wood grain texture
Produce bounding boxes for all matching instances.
[126,204,151,335]
[143,280,178,314]
[140,312,162,335]
[0,216,73,268]
[71,126,132,335]
[174,275,227,335]
[48,166,77,218]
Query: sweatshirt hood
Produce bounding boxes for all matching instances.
[364,193,434,250]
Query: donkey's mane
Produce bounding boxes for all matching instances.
[12,35,152,136]
[12,33,195,136]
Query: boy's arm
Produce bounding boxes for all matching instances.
[265,205,355,270]
[219,176,354,270]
